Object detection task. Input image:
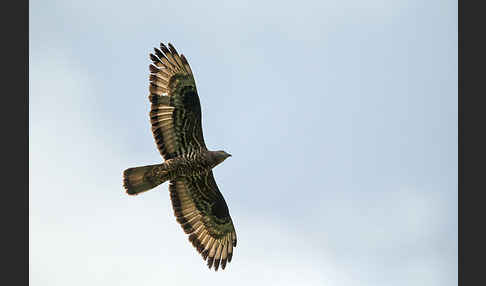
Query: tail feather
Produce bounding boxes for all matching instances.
[123,164,165,195]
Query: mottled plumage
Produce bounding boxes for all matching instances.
[123,43,236,271]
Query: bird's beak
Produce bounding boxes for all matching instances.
[228,154,232,157]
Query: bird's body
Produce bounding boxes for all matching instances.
[124,150,230,193]
[123,43,236,271]
[155,150,230,182]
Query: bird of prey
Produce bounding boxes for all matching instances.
[122,43,237,271]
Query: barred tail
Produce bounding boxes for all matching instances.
[123,164,166,195]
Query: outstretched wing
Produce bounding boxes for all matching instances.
[148,43,207,160]
[169,172,237,271]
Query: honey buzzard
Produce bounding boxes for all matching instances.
[123,43,236,271]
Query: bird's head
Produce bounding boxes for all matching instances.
[211,150,232,165]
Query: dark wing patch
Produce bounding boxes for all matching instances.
[169,172,237,271]
[182,90,202,116]
[148,42,207,160]
[211,199,230,220]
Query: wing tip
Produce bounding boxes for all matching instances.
[207,257,214,269]
[153,42,192,76]
[154,47,164,59]
[202,249,209,260]
[168,42,179,55]
[214,258,220,271]
[159,42,171,54]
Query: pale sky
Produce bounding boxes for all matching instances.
[30,0,457,285]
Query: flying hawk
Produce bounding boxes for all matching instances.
[123,43,237,271]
